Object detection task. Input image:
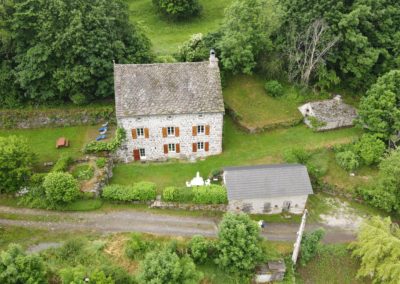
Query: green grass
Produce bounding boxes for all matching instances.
[224,75,304,130]
[62,199,104,211]
[111,116,361,189]
[297,244,370,284]
[127,0,231,55]
[72,164,95,180]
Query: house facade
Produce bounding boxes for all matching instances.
[223,164,313,214]
[114,51,224,162]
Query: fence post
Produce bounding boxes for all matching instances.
[292,209,308,264]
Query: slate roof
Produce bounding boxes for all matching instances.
[306,99,357,123]
[223,164,313,200]
[114,61,224,117]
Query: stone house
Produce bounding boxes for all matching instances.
[223,164,313,214]
[114,51,224,162]
[298,95,357,131]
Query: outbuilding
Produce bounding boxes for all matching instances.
[223,164,313,214]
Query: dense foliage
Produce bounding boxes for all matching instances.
[192,185,228,204]
[0,136,35,193]
[300,228,325,266]
[152,0,202,21]
[350,217,400,283]
[51,155,73,173]
[138,249,203,284]
[335,150,360,172]
[0,0,151,106]
[162,186,194,202]
[354,134,386,166]
[177,34,209,62]
[102,182,157,202]
[264,80,284,97]
[188,235,213,264]
[125,233,157,260]
[216,213,263,275]
[43,172,80,207]
[0,244,47,283]
[60,266,115,284]
[83,128,126,153]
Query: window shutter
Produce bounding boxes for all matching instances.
[205,125,210,135]
[144,128,149,138]
[176,143,180,153]
[192,126,197,136]
[163,144,168,154]
[175,127,180,137]
[131,129,137,139]
[192,143,197,152]
[205,142,209,152]
[162,127,167,138]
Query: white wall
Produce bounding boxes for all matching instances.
[116,112,224,162]
[228,195,309,214]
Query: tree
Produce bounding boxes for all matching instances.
[0,136,35,193]
[358,70,400,139]
[354,134,386,165]
[60,266,114,284]
[177,34,209,62]
[153,0,202,21]
[0,244,47,284]
[188,235,212,264]
[138,249,202,284]
[299,228,325,266]
[350,216,400,283]
[215,213,263,275]
[218,0,282,74]
[43,172,79,207]
[1,0,151,104]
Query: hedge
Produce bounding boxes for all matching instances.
[102,182,157,202]
[162,187,194,202]
[51,155,73,172]
[83,128,126,153]
[192,185,228,204]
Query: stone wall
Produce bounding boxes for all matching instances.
[151,200,227,212]
[116,112,224,162]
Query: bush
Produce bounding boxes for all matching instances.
[83,128,126,153]
[354,134,386,166]
[283,148,312,164]
[96,157,107,168]
[72,164,94,181]
[177,33,209,62]
[102,182,157,202]
[162,186,193,202]
[335,150,360,172]
[51,155,73,172]
[152,0,202,21]
[300,228,325,266]
[43,172,80,207]
[60,266,114,284]
[189,235,213,264]
[125,233,157,260]
[192,185,228,204]
[265,80,284,97]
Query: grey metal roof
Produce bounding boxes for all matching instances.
[114,61,224,117]
[223,164,313,200]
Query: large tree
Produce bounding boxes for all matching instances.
[1,0,152,105]
[350,217,400,283]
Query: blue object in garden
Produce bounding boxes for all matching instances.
[99,126,107,132]
[96,134,106,141]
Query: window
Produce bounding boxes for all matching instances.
[197,142,204,151]
[139,148,146,157]
[168,143,176,152]
[136,128,144,137]
[197,125,205,134]
[167,127,175,136]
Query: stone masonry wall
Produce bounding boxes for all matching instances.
[116,112,224,162]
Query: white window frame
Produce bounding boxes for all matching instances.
[197,142,204,151]
[167,126,175,136]
[139,148,146,158]
[136,128,144,137]
[168,143,176,152]
[197,125,205,135]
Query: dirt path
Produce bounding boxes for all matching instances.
[0,206,356,243]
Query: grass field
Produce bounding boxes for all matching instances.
[111,116,361,188]
[223,75,304,130]
[127,0,232,55]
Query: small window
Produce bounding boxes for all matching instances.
[242,203,253,213]
[167,115,173,120]
[198,114,203,118]
[136,128,144,137]
[167,127,175,136]
[136,117,142,121]
[168,143,176,152]
[197,142,204,151]
[139,148,146,157]
[197,125,205,134]
[263,202,272,213]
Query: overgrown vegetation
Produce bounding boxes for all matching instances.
[83,128,126,153]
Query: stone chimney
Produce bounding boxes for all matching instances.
[209,49,218,68]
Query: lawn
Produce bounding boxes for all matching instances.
[127,0,232,55]
[111,116,361,189]
[223,75,304,131]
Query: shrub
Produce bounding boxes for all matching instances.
[72,164,94,181]
[152,0,202,21]
[102,182,156,202]
[162,186,193,202]
[125,233,157,260]
[189,235,213,264]
[264,80,284,97]
[51,155,73,172]
[335,150,360,172]
[43,172,80,207]
[96,157,107,168]
[83,128,126,153]
[300,228,325,266]
[177,33,209,62]
[354,134,386,165]
[192,185,228,204]
[283,148,312,164]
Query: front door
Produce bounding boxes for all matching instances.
[133,149,140,161]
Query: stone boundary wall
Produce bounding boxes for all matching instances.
[0,106,115,129]
[151,200,227,212]
[89,158,114,197]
